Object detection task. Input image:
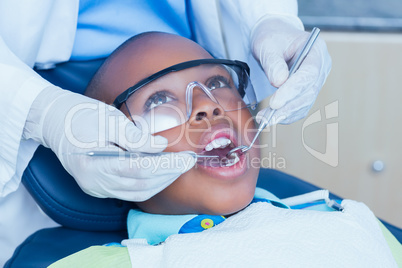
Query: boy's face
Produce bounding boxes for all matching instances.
[111,34,260,215]
[143,102,260,216]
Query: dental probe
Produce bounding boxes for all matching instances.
[227,27,321,159]
[73,151,219,159]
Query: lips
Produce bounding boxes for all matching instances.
[195,123,248,179]
[197,124,236,158]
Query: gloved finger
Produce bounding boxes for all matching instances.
[255,107,276,125]
[269,36,330,110]
[94,151,196,201]
[89,151,196,188]
[269,58,319,110]
[275,105,310,125]
[69,146,196,201]
[94,177,177,202]
[255,107,288,126]
[107,109,168,153]
[256,86,316,127]
[123,122,167,153]
[116,151,196,178]
[259,52,289,88]
[111,175,179,201]
[74,153,178,200]
[271,92,315,125]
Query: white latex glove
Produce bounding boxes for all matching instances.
[251,15,332,126]
[23,86,196,202]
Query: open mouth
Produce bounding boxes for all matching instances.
[198,137,241,167]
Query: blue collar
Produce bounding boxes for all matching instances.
[127,188,288,245]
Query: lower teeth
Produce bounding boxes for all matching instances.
[222,154,240,167]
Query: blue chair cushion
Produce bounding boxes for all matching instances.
[35,59,105,95]
[22,145,137,231]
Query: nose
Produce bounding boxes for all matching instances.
[190,87,224,123]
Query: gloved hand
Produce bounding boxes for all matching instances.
[23,86,196,201]
[251,15,332,125]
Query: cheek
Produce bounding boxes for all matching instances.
[159,168,205,212]
[155,124,205,153]
[155,126,189,152]
[241,110,257,142]
[227,109,258,147]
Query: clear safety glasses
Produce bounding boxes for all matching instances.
[113,59,257,134]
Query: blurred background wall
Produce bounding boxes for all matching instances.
[260,0,402,228]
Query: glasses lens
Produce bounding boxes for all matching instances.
[124,62,256,134]
[211,64,257,111]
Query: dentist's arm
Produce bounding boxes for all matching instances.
[0,1,78,197]
[23,86,196,202]
[0,30,194,202]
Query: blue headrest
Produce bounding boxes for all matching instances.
[34,59,105,95]
[23,146,137,231]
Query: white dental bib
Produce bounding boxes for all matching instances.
[122,200,396,267]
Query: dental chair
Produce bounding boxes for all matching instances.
[6,60,402,267]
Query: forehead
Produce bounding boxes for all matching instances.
[114,35,213,92]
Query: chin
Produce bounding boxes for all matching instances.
[200,193,255,216]
[221,204,249,217]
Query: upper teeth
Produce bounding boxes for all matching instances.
[205,137,232,151]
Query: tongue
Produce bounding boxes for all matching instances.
[204,147,231,158]
[197,147,233,168]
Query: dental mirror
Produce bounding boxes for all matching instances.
[71,151,218,160]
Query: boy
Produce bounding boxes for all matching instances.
[50,32,401,267]
[85,31,262,217]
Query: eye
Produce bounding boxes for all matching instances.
[206,75,231,90]
[145,91,174,110]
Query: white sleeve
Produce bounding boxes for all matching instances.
[0,37,52,197]
[0,0,78,197]
[0,0,78,68]
[220,0,302,32]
